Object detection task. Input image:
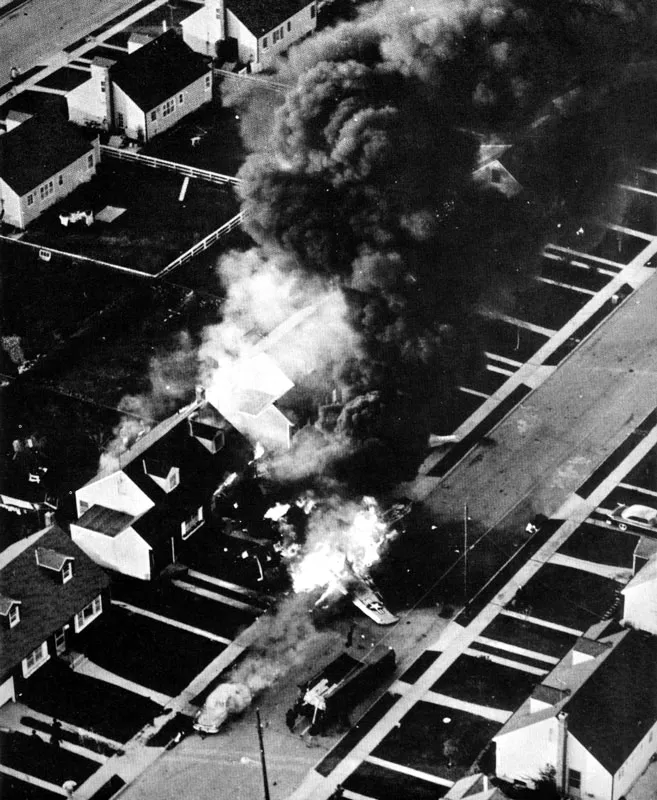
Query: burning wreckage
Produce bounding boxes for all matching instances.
[215,481,412,625]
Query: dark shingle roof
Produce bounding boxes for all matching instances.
[0,113,95,196]
[76,505,134,537]
[0,526,110,678]
[110,30,210,111]
[227,0,313,36]
[567,631,657,773]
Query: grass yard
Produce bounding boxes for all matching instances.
[344,761,448,800]
[507,563,621,632]
[0,730,97,786]
[83,607,225,697]
[558,523,638,568]
[22,660,162,742]
[25,161,240,275]
[372,701,500,781]
[432,653,540,711]
[481,613,578,659]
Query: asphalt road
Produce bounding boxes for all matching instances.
[416,265,657,597]
[0,0,147,77]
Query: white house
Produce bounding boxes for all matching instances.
[0,112,99,229]
[621,539,657,635]
[472,142,523,198]
[0,524,110,707]
[66,30,213,142]
[71,390,252,580]
[182,0,317,71]
[494,630,657,799]
[206,352,295,452]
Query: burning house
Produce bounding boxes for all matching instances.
[70,389,252,580]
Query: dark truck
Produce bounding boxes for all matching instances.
[295,648,396,734]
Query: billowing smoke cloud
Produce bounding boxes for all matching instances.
[98,332,198,475]
[214,0,656,490]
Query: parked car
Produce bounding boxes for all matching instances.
[193,683,251,735]
[606,503,657,531]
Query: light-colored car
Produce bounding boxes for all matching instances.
[606,503,657,531]
[193,683,251,735]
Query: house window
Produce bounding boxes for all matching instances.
[54,626,67,655]
[491,167,502,184]
[117,112,125,128]
[74,595,103,633]
[205,74,211,89]
[178,93,184,105]
[311,4,315,17]
[100,79,106,94]
[39,181,54,201]
[262,36,268,49]
[280,26,284,38]
[27,193,34,206]
[568,769,581,791]
[78,499,90,515]
[58,174,63,186]
[22,641,49,678]
[162,98,175,117]
[181,506,204,539]
[151,109,157,121]
[215,7,221,18]
[87,153,94,169]
[169,468,180,491]
[8,605,20,628]
[62,560,73,584]
[287,21,291,32]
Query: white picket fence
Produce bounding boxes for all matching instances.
[156,211,245,278]
[100,145,242,186]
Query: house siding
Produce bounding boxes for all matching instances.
[113,85,147,142]
[70,523,152,580]
[1,140,99,229]
[613,719,657,799]
[182,5,222,56]
[0,675,15,706]
[622,579,657,635]
[76,471,153,518]
[146,71,211,141]
[257,2,317,70]
[67,73,108,129]
[565,734,613,800]
[226,9,257,66]
[495,717,559,787]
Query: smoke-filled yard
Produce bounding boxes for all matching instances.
[23,161,240,275]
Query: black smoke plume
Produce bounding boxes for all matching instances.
[218,0,656,491]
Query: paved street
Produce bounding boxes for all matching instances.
[0,0,153,78]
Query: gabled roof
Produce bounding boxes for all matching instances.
[110,29,210,111]
[496,629,657,774]
[0,113,95,196]
[567,630,657,772]
[227,0,314,36]
[0,525,110,678]
[624,551,657,592]
[0,595,21,615]
[35,547,73,572]
[76,505,135,538]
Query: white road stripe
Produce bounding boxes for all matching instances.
[475,635,559,664]
[487,364,515,377]
[481,310,556,338]
[392,682,511,723]
[172,579,261,614]
[0,765,67,796]
[546,245,624,268]
[618,183,657,199]
[458,386,490,399]
[462,648,548,676]
[536,276,596,296]
[499,609,583,636]
[365,755,454,788]
[111,600,231,645]
[484,352,523,369]
[186,569,275,603]
[618,482,657,499]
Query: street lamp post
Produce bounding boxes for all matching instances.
[256,709,271,800]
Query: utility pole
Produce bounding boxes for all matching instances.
[463,503,468,601]
[256,709,271,800]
